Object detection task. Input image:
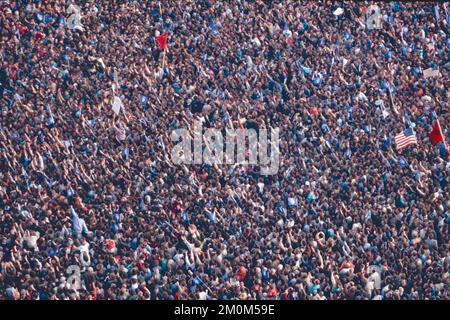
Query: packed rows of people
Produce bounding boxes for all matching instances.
[0,1,448,300]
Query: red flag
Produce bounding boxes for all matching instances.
[429,121,444,145]
[156,33,168,50]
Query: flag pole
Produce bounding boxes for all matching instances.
[388,86,398,115]
[158,2,166,69]
[162,45,167,69]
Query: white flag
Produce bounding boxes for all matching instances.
[112,96,123,115]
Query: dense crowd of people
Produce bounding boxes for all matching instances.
[0,0,448,300]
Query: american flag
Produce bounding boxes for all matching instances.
[395,128,417,150]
